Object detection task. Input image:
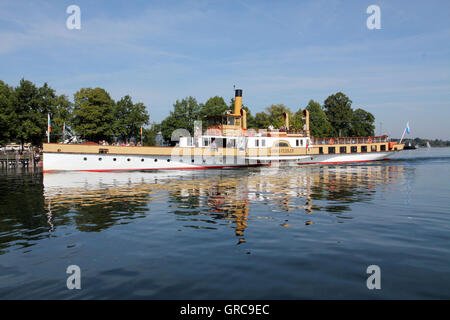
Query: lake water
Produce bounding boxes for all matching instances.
[0,148,449,299]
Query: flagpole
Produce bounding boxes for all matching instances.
[399,127,406,144]
[399,121,409,144]
[140,126,143,146]
[47,113,50,143]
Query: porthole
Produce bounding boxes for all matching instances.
[83,157,87,161]
[141,159,144,162]
[113,158,117,161]
[127,158,131,162]
[192,159,195,163]
[98,157,102,161]
[167,159,170,162]
[154,159,157,162]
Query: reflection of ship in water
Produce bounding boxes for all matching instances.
[43,165,406,241]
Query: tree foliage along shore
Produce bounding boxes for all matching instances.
[0,79,149,147]
[2,79,381,147]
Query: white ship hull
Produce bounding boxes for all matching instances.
[297,151,394,165]
[43,152,258,172]
[43,151,395,172]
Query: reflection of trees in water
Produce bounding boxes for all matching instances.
[44,165,405,241]
[47,186,152,232]
[168,183,249,243]
[0,173,155,253]
[310,165,405,214]
[166,165,406,239]
[0,171,48,253]
[70,198,146,232]
[0,165,407,253]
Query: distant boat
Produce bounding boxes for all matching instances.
[404,142,417,150]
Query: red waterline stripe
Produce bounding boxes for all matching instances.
[297,159,390,165]
[43,164,263,173]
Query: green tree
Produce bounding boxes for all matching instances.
[266,104,291,128]
[0,80,14,145]
[49,95,73,143]
[254,104,296,129]
[323,92,353,137]
[350,108,375,137]
[113,95,149,143]
[143,123,161,146]
[305,100,334,137]
[72,88,115,142]
[11,80,59,147]
[200,96,229,127]
[160,96,201,142]
[290,109,304,130]
[254,111,271,129]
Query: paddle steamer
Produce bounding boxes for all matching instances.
[42,89,404,172]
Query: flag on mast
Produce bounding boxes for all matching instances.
[399,121,410,144]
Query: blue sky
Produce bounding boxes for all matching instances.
[1,0,449,139]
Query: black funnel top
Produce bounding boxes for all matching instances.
[235,89,242,97]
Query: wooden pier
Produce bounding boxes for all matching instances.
[0,153,39,168]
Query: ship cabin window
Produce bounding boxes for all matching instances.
[274,141,290,147]
[371,145,377,152]
[226,139,235,148]
[340,146,347,153]
[351,146,357,153]
[361,146,367,152]
[328,147,336,154]
[186,138,193,147]
[319,147,323,154]
[203,138,209,147]
[255,139,259,147]
[380,144,386,151]
[261,139,266,147]
[296,139,299,147]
